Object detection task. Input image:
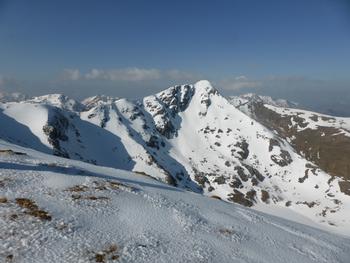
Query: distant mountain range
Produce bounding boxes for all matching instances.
[1,80,349,234]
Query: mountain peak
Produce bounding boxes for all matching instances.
[81,95,120,110]
[0,91,28,103]
[194,80,218,94]
[28,94,84,112]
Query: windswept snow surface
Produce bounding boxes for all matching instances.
[0,140,349,263]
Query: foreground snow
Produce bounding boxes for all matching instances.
[0,140,349,263]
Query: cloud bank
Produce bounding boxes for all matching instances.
[220,75,262,90]
[61,68,200,82]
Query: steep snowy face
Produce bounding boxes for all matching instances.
[0,80,350,233]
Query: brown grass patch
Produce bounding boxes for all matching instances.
[15,198,51,221]
[93,244,119,262]
[71,194,109,201]
[66,185,89,192]
[0,197,8,203]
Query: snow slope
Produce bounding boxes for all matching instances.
[0,140,350,263]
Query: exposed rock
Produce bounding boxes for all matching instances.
[242,164,265,182]
[271,150,292,167]
[234,140,249,160]
[42,110,70,158]
[214,176,226,185]
[228,190,254,207]
[261,190,270,203]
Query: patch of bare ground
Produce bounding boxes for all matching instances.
[296,201,318,208]
[0,149,27,156]
[0,197,8,203]
[66,180,135,194]
[71,194,109,201]
[219,228,234,236]
[92,244,119,262]
[261,190,270,203]
[134,171,155,180]
[0,177,11,187]
[4,254,14,262]
[227,190,254,207]
[66,180,136,203]
[338,181,350,195]
[15,198,52,221]
[66,185,89,192]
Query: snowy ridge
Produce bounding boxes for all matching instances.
[228,93,298,110]
[0,91,28,103]
[263,104,350,136]
[0,140,349,262]
[0,80,350,235]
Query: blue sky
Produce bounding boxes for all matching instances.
[0,0,350,114]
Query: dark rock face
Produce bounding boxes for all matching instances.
[214,176,226,185]
[271,150,292,167]
[269,138,280,152]
[194,173,209,188]
[228,190,254,207]
[158,85,194,114]
[144,85,195,139]
[234,166,248,182]
[157,120,176,139]
[242,164,265,183]
[43,110,70,158]
[230,178,243,189]
[234,140,249,160]
[146,135,160,150]
[261,190,270,203]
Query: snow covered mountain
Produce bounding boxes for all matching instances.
[0,91,28,103]
[0,140,349,262]
[228,93,299,109]
[0,80,349,235]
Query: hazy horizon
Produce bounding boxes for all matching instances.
[1,0,350,116]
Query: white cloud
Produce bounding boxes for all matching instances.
[62,69,81,81]
[61,67,198,83]
[221,76,262,90]
[85,68,161,82]
[235,75,248,81]
[164,69,200,81]
[85,69,105,80]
